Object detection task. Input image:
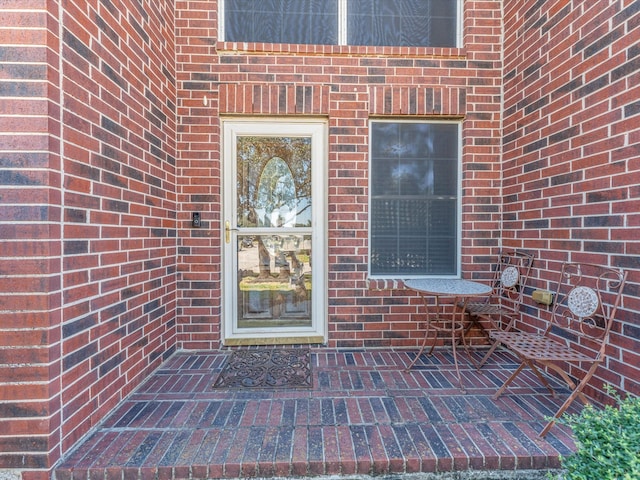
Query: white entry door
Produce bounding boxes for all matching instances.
[222,120,327,344]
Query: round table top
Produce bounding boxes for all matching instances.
[404,278,493,296]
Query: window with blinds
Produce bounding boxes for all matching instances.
[222,0,459,48]
[369,121,460,276]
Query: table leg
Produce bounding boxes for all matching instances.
[406,293,468,392]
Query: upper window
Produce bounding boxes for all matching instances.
[347,0,458,47]
[223,1,338,45]
[369,121,460,277]
[221,0,459,48]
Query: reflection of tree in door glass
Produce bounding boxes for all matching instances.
[236,136,312,228]
[257,157,297,227]
[235,135,314,329]
[237,234,313,329]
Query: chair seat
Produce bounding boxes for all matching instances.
[490,331,592,363]
[465,303,515,316]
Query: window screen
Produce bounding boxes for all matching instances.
[224,0,338,45]
[223,0,458,47]
[347,0,457,47]
[369,122,459,276]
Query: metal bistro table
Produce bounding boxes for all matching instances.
[404,278,493,391]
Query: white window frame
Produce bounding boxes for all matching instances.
[218,0,463,48]
[368,119,462,279]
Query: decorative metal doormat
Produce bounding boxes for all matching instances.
[212,348,312,389]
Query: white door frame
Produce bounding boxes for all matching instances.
[221,118,327,345]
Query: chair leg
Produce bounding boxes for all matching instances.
[527,362,556,396]
[476,340,500,369]
[539,386,591,437]
[538,362,601,437]
[494,361,526,399]
[465,314,512,369]
[545,363,592,406]
[464,314,492,342]
[479,316,516,368]
[462,313,479,339]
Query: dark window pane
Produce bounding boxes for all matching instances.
[225,0,338,45]
[429,16,457,47]
[370,236,401,274]
[348,12,402,47]
[348,0,457,47]
[429,199,456,236]
[400,19,429,47]
[398,236,428,273]
[428,237,457,273]
[397,199,428,234]
[224,0,456,47]
[370,122,459,276]
[432,161,456,195]
[371,200,399,235]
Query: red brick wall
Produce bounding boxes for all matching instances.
[1,0,177,476]
[0,2,62,475]
[59,0,178,457]
[174,0,504,350]
[4,0,638,478]
[58,0,179,459]
[502,0,640,398]
[174,0,224,349]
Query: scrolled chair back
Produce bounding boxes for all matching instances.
[491,250,535,306]
[548,262,627,354]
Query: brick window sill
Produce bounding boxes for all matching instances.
[366,278,409,291]
[217,41,467,59]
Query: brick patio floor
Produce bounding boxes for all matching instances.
[53,347,578,479]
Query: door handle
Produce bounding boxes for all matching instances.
[225,221,238,244]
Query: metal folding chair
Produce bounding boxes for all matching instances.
[464,250,535,368]
[491,262,627,436]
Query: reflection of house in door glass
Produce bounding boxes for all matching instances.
[257,157,298,227]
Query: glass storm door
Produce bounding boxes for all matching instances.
[222,121,326,344]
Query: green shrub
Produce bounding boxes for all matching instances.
[554,386,640,480]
